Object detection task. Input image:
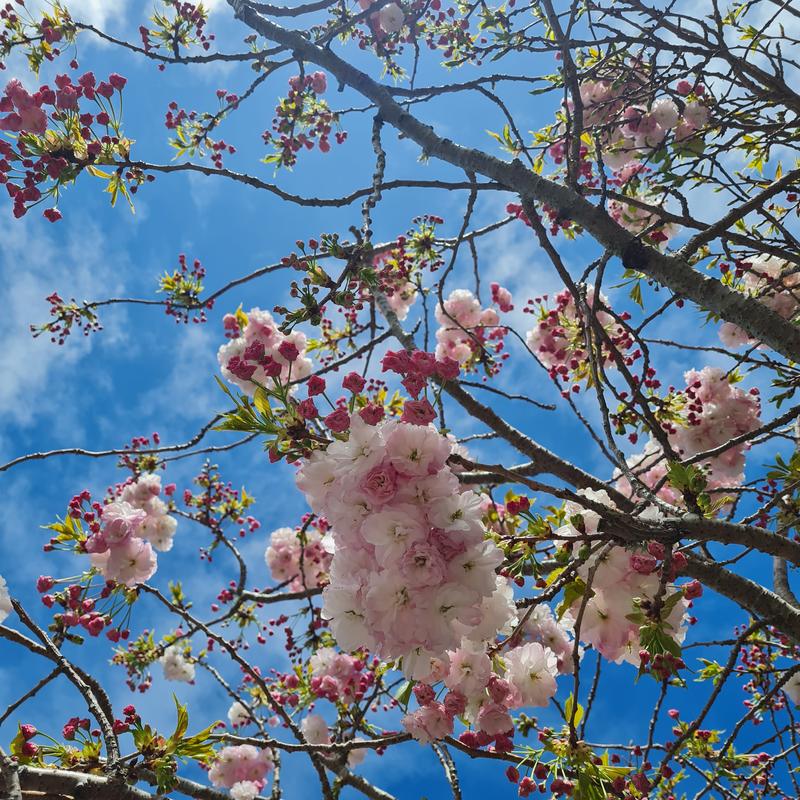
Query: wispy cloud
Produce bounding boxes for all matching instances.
[0,215,126,448]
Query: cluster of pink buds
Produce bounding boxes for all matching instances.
[140,1,214,61]
[112,704,140,734]
[160,253,214,324]
[524,288,635,393]
[115,432,163,474]
[30,292,101,344]
[165,94,237,169]
[0,71,129,220]
[262,72,346,168]
[381,347,460,398]
[638,648,686,681]
[62,715,91,741]
[506,201,575,237]
[0,3,73,73]
[547,139,597,188]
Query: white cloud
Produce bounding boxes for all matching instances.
[59,0,130,29]
[0,214,125,443]
[139,324,220,423]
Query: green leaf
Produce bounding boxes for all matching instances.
[253,386,271,416]
[171,695,189,742]
[394,680,415,710]
[556,578,590,620]
[564,693,584,727]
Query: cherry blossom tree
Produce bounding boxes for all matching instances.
[2,1,800,799]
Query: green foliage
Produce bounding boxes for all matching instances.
[131,695,218,793]
[557,578,590,620]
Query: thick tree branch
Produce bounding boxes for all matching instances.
[226,1,800,361]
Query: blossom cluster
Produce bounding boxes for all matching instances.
[218,307,312,397]
[265,518,332,592]
[0,71,130,220]
[308,646,367,703]
[557,489,689,666]
[525,287,634,391]
[372,247,418,321]
[160,644,196,683]
[435,287,511,375]
[618,367,761,502]
[87,473,178,586]
[159,253,214,324]
[296,409,505,677]
[140,1,214,58]
[402,589,570,745]
[718,256,799,349]
[208,745,274,800]
[30,292,101,345]
[606,165,680,245]
[262,72,345,168]
[576,76,710,171]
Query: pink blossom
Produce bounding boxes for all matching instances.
[401,702,453,744]
[504,643,558,707]
[490,282,514,312]
[342,371,366,393]
[359,403,385,425]
[102,501,146,546]
[310,71,327,94]
[95,537,157,587]
[359,461,398,505]
[401,399,436,426]
[324,408,351,433]
[399,542,447,588]
[208,745,273,792]
[477,702,514,735]
[307,374,326,396]
[377,2,405,33]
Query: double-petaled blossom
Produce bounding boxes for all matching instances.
[616,367,761,503]
[265,523,332,591]
[295,414,505,677]
[87,473,178,586]
[504,643,559,708]
[227,701,251,728]
[208,745,274,800]
[300,713,330,744]
[160,644,195,683]
[218,307,312,397]
[0,79,47,134]
[434,288,509,374]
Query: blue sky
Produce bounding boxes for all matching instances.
[0,2,794,798]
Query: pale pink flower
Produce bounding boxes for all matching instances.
[378,2,405,33]
[505,642,559,708]
[208,745,273,791]
[385,422,451,477]
[401,702,453,744]
[102,501,146,546]
[477,702,514,735]
[301,714,330,745]
[445,640,492,696]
